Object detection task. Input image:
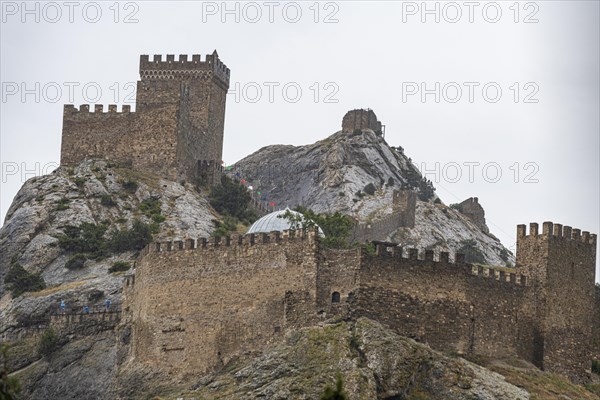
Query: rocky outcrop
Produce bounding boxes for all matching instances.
[192,318,530,400]
[234,129,514,266]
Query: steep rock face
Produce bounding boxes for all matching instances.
[0,160,217,399]
[192,318,530,400]
[234,130,514,265]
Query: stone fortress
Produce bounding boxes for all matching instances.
[61,51,229,185]
[59,53,598,384]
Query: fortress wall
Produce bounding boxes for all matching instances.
[543,229,596,381]
[350,213,402,242]
[128,231,319,376]
[352,247,527,358]
[516,222,597,381]
[350,190,416,242]
[317,248,361,310]
[60,103,179,179]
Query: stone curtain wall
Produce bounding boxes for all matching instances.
[121,222,597,383]
[350,246,527,358]
[126,230,319,377]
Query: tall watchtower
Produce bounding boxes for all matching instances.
[341,109,383,134]
[138,51,230,184]
[516,222,597,382]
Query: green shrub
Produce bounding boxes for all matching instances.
[56,222,108,259]
[321,376,348,400]
[139,197,161,216]
[109,261,131,273]
[363,183,376,196]
[386,177,395,187]
[152,214,166,223]
[4,263,46,297]
[1,344,22,398]
[418,177,436,201]
[73,177,86,188]
[338,192,345,197]
[449,203,461,210]
[212,216,238,237]
[279,208,355,249]
[100,195,116,207]
[109,220,153,253]
[457,239,486,264]
[361,242,376,256]
[38,328,59,357]
[593,359,600,374]
[35,195,44,202]
[122,180,139,193]
[55,198,71,211]
[499,248,512,262]
[209,175,257,224]
[65,253,87,270]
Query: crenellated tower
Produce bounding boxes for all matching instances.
[60,51,230,185]
[516,221,597,382]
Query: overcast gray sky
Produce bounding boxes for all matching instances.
[1,1,598,273]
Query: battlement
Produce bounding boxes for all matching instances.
[64,104,133,115]
[139,52,230,86]
[517,221,597,246]
[366,243,527,286]
[140,229,319,257]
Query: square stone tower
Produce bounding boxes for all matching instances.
[60,51,230,184]
[516,222,597,382]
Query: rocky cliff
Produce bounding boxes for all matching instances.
[191,318,531,400]
[234,129,513,266]
[0,160,216,399]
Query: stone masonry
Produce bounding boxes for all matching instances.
[350,189,416,242]
[341,109,382,133]
[121,223,597,383]
[60,52,230,184]
[457,197,489,233]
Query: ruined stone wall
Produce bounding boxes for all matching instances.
[458,197,488,233]
[516,222,597,382]
[350,190,416,242]
[341,109,382,133]
[351,245,528,358]
[393,189,416,228]
[126,230,319,377]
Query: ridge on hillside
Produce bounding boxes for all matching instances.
[234,127,513,266]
